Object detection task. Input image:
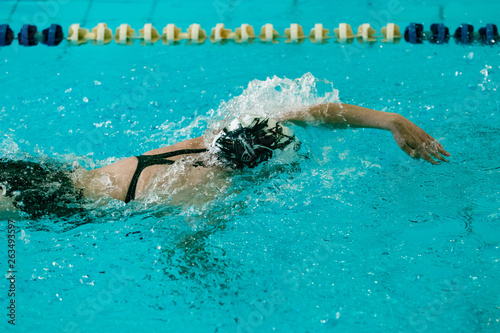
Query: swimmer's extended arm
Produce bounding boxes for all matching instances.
[282,103,450,165]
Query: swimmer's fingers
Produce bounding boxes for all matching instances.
[436,143,451,157]
[424,142,449,163]
[417,147,440,165]
[423,132,450,157]
[430,149,448,162]
[400,141,440,165]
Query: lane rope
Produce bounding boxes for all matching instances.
[0,22,498,47]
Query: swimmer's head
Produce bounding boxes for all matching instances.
[213,116,301,169]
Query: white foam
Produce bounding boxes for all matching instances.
[0,135,20,158]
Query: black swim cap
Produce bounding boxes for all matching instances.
[213,117,300,169]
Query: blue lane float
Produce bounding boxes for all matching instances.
[429,23,449,44]
[404,23,424,44]
[454,23,474,44]
[42,24,63,46]
[0,24,14,46]
[18,24,38,46]
[478,24,498,45]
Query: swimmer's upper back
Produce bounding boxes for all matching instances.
[75,136,207,201]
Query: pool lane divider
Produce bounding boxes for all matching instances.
[0,22,498,47]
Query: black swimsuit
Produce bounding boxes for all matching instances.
[0,158,88,219]
[124,149,207,203]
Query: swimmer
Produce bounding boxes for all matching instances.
[0,102,450,219]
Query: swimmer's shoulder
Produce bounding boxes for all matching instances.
[142,136,207,156]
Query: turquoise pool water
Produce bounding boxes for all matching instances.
[1,1,500,332]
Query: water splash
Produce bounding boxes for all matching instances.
[0,135,20,159]
[203,73,340,145]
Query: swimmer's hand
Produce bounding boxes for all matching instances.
[389,114,450,165]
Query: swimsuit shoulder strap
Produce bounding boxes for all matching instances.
[124,148,207,203]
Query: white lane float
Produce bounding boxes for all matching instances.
[187,24,207,43]
[356,23,377,43]
[285,23,306,43]
[88,23,112,45]
[234,24,255,43]
[68,23,89,44]
[162,24,184,44]
[259,23,280,43]
[381,23,402,43]
[139,23,160,45]
[309,23,329,43]
[334,23,355,43]
[210,23,233,43]
[115,24,135,45]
